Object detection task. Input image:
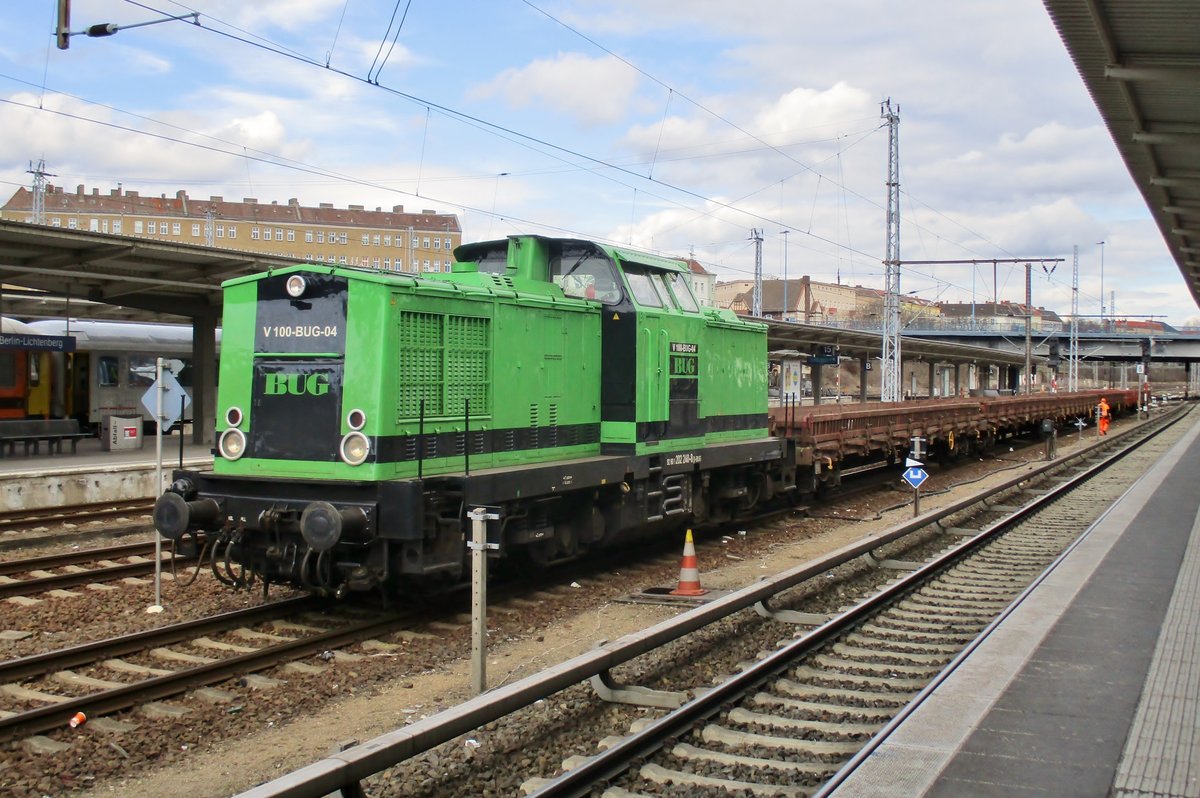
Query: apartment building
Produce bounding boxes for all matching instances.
[1,184,462,274]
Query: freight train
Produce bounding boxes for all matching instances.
[151,235,1135,597]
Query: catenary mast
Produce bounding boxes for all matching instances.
[880,100,901,402]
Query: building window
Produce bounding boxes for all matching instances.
[361,233,370,246]
[112,220,122,234]
[148,221,157,234]
[51,217,61,227]
[383,258,391,269]
[383,235,391,246]
[316,254,325,262]
[412,259,419,271]
[251,227,260,240]
[90,219,99,232]
[134,220,143,233]
[339,233,347,245]
[172,222,181,235]
[373,257,381,268]
[444,237,452,249]
[411,234,419,248]
[275,228,283,240]
[433,238,441,250]
[339,256,347,264]
[191,223,201,237]
[287,229,295,242]
[423,259,431,271]
[423,237,431,248]
[263,229,273,241]
[317,231,324,244]
[68,218,78,229]
[305,230,313,243]
[227,226,237,239]
[372,234,381,246]
[216,225,225,238]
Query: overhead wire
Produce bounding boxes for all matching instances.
[92,0,1037,281]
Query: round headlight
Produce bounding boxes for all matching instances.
[285,274,307,298]
[339,431,370,466]
[218,428,247,461]
[225,406,243,427]
[347,409,366,431]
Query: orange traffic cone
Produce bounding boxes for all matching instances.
[669,529,708,597]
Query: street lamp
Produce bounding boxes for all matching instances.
[781,230,790,321]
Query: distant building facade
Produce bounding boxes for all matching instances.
[680,258,716,307]
[1,184,462,273]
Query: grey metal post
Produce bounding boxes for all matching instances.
[859,359,868,403]
[151,358,164,612]
[468,507,499,695]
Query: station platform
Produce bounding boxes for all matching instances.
[830,414,1200,797]
[0,433,213,512]
[0,433,212,475]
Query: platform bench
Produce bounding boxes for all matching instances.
[0,419,92,457]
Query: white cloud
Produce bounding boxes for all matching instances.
[469,52,641,126]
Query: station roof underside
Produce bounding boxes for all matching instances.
[1044,0,1200,309]
[765,320,1033,368]
[0,221,1036,367]
[0,220,295,321]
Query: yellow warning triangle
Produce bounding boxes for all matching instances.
[612,313,620,321]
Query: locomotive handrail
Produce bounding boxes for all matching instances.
[232,408,1174,798]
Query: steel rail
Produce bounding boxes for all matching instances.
[0,539,168,576]
[0,553,199,599]
[234,403,1190,798]
[0,598,399,742]
[0,499,153,531]
[0,595,319,684]
[528,404,1190,797]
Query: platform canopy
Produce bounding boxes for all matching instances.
[0,219,296,322]
[1044,0,1200,309]
[765,319,1035,368]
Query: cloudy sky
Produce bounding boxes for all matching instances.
[3,0,1197,325]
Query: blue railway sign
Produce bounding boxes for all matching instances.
[902,467,929,490]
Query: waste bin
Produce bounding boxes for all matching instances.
[101,416,144,451]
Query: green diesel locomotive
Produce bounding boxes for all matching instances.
[154,235,792,595]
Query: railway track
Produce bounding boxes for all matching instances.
[0,539,195,599]
[230,404,1190,798]
[0,499,153,534]
[0,595,411,742]
[519,406,1192,798]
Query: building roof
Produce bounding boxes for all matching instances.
[3,185,461,233]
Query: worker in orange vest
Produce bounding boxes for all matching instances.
[1098,397,1111,436]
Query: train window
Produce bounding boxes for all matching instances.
[621,263,664,308]
[551,247,622,304]
[98,356,119,388]
[28,355,39,388]
[664,272,701,313]
[0,353,15,388]
[128,355,156,388]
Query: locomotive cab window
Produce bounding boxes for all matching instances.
[664,272,700,313]
[551,246,622,304]
[621,263,664,308]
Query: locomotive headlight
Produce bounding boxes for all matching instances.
[285,274,307,298]
[347,408,366,430]
[218,428,247,460]
[225,406,244,427]
[340,431,370,466]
